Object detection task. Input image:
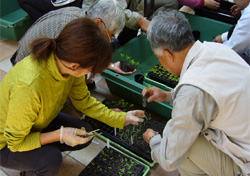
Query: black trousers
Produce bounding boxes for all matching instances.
[17,0,84,21]
[0,112,92,176]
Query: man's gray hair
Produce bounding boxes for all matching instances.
[87,0,125,34]
[147,10,194,56]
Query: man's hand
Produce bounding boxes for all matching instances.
[110,61,136,75]
[143,128,159,144]
[142,86,171,103]
[124,110,145,126]
[213,35,223,43]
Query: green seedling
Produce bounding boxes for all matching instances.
[142,84,151,107]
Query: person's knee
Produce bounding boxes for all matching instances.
[35,146,62,176]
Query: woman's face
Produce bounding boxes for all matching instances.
[70,67,92,77]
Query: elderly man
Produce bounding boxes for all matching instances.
[13,0,136,75]
[142,10,250,175]
[213,0,250,64]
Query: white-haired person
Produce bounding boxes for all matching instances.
[142,10,250,175]
[13,0,137,75]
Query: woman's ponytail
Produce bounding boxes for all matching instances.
[30,37,56,62]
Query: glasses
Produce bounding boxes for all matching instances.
[85,11,115,43]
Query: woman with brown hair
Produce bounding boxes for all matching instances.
[0,18,144,176]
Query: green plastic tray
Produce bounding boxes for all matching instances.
[96,133,155,168]
[101,13,232,120]
[0,0,33,41]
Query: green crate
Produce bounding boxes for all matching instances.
[0,0,33,41]
[101,13,232,120]
[185,13,232,42]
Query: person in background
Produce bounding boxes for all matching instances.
[179,0,220,10]
[13,0,136,75]
[0,18,145,176]
[17,0,150,46]
[142,10,250,175]
[213,0,250,65]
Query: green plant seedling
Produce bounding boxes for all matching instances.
[142,84,151,107]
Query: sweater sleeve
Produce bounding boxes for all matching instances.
[149,85,218,171]
[179,0,204,8]
[68,77,126,129]
[4,85,41,152]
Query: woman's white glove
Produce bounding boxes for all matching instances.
[124,110,145,126]
[60,126,92,147]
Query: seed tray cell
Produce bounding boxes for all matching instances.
[78,146,146,176]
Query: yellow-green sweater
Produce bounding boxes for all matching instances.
[0,54,126,152]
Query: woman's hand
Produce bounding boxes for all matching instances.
[143,128,159,144]
[124,110,145,126]
[142,86,171,103]
[204,0,220,10]
[60,126,92,147]
[110,61,136,75]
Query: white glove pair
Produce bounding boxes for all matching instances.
[60,126,93,147]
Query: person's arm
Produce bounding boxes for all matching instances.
[179,0,219,9]
[69,76,144,129]
[145,85,218,170]
[179,0,204,8]
[117,0,144,30]
[223,5,250,55]
[4,86,42,152]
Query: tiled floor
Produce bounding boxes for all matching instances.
[0,37,179,176]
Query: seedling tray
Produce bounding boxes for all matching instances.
[147,63,179,89]
[78,146,149,176]
[84,99,165,164]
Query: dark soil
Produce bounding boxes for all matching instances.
[84,99,165,162]
[120,60,135,72]
[78,147,145,176]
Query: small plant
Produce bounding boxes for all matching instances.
[84,99,165,162]
[148,63,179,88]
[120,53,140,72]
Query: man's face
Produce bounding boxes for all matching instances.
[234,0,250,9]
[154,50,182,77]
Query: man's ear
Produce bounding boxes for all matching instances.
[93,18,102,26]
[163,49,174,63]
[68,63,80,70]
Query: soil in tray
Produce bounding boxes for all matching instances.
[78,146,145,176]
[147,63,179,88]
[84,99,165,162]
[120,60,135,72]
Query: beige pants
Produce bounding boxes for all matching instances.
[178,135,242,176]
